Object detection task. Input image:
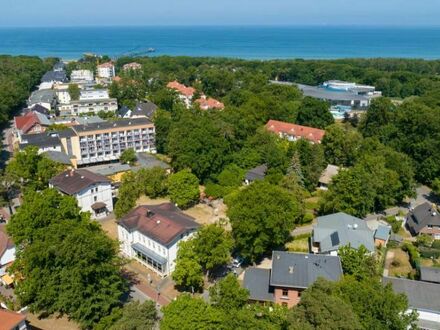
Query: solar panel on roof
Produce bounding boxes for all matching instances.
[330,231,340,246]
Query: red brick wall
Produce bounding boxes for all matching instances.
[274,287,301,308]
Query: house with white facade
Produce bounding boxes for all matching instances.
[0,225,16,286]
[71,69,94,83]
[97,62,116,79]
[167,81,196,108]
[49,169,113,218]
[117,203,200,277]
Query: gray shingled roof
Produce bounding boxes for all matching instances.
[50,169,110,195]
[243,268,274,302]
[375,225,391,241]
[245,164,267,182]
[133,101,158,118]
[407,202,440,235]
[313,212,375,253]
[270,251,343,289]
[383,276,440,313]
[19,133,62,150]
[420,267,440,284]
[319,164,340,185]
[72,117,152,133]
[41,71,67,83]
[28,90,56,105]
[42,151,72,165]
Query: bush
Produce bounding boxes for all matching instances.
[302,213,315,224]
[402,243,421,270]
[431,240,440,250]
[168,169,200,209]
[419,247,440,259]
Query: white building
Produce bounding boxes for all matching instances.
[58,98,118,116]
[166,81,196,108]
[117,203,200,277]
[0,225,15,274]
[79,89,110,100]
[56,89,71,104]
[71,70,94,83]
[49,169,113,218]
[97,62,115,79]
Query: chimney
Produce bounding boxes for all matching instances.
[156,220,161,224]
[69,169,74,177]
[289,266,294,274]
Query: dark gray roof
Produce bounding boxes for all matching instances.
[313,212,375,253]
[19,133,62,150]
[25,104,50,115]
[50,169,110,195]
[118,106,131,117]
[420,267,440,284]
[270,251,343,289]
[134,101,158,118]
[243,268,274,302]
[245,164,267,182]
[297,83,369,102]
[72,117,152,133]
[42,151,72,165]
[41,71,67,83]
[28,90,56,105]
[86,163,131,177]
[407,202,440,235]
[53,62,66,71]
[383,276,440,313]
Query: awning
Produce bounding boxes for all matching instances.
[91,202,106,210]
[131,243,167,265]
[2,274,13,285]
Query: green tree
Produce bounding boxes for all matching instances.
[136,167,168,198]
[292,139,326,191]
[226,181,303,262]
[322,123,363,167]
[161,294,224,330]
[167,169,199,209]
[68,83,80,100]
[114,172,141,218]
[8,189,127,329]
[336,277,418,330]
[432,178,440,196]
[296,97,334,129]
[338,245,378,281]
[153,109,172,153]
[359,97,395,138]
[6,146,64,190]
[193,224,233,277]
[172,240,204,291]
[288,278,361,330]
[120,148,137,164]
[108,301,157,330]
[209,274,249,310]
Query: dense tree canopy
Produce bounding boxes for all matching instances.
[167,169,200,209]
[296,97,334,129]
[226,181,303,262]
[7,189,127,329]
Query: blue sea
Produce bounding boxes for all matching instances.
[1,26,440,60]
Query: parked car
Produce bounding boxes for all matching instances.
[232,256,244,268]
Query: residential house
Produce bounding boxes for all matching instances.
[318,164,340,190]
[0,225,15,287]
[118,101,158,119]
[117,203,200,277]
[19,117,156,167]
[14,111,51,142]
[265,120,325,144]
[311,212,376,255]
[167,81,196,108]
[244,164,267,185]
[243,252,343,308]
[38,81,54,90]
[383,276,440,329]
[41,70,68,84]
[70,69,94,83]
[53,62,65,72]
[123,62,142,71]
[23,104,50,116]
[58,95,118,116]
[0,309,27,330]
[49,169,113,218]
[406,203,440,239]
[420,267,440,284]
[97,62,115,79]
[28,90,56,111]
[195,96,225,110]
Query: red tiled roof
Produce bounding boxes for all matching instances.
[98,61,114,68]
[265,119,325,144]
[0,309,26,330]
[118,203,200,246]
[166,81,196,97]
[14,112,42,134]
[195,97,225,110]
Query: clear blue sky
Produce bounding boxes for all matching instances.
[1,0,439,27]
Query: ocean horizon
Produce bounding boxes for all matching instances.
[1,26,440,60]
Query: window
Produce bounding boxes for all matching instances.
[282,289,289,297]
[94,196,97,202]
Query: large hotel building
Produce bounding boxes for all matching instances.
[20,117,156,167]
